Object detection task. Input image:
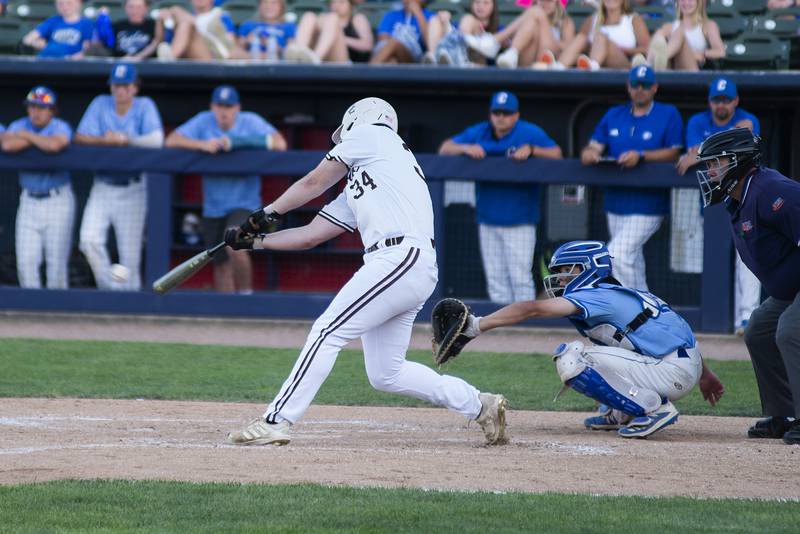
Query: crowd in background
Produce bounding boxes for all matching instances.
[2,0,799,69]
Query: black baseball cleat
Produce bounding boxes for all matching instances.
[782,420,800,445]
[747,416,794,439]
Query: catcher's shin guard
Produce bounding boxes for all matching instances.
[552,341,660,417]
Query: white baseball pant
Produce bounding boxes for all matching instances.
[478,223,537,304]
[735,251,761,327]
[79,177,147,290]
[264,243,483,425]
[15,184,75,289]
[606,213,663,291]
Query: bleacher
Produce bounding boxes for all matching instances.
[0,0,798,69]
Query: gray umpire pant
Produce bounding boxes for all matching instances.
[743,292,800,417]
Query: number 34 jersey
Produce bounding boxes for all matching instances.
[320,124,434,248]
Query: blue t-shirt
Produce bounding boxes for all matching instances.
[591,102,684,216]
[377,9,433,51]
[8,117,73,192]
[452,119,557,226]
[564,284,696,357]
[727,168,800,300]
[77,95,163,185]
[176,111,277,218]
[238,21,296,50]
[36,16,94,57]
[685,108,761,149]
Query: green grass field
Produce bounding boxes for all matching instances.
[0,338,760,416]
[2,337,793,533]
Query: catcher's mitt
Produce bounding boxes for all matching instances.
[431,298,474,367]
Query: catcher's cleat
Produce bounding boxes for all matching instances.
[227,418,291,446]
[476,393,508,445]
[747,416,793,439]
[618,401,678,439]
[584,404,630,431]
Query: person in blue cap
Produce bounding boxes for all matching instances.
[439,90,563,304]
[580,65,683,292]
[166,85,288,294]
[677,77,761,335]
[2,87,75,289]
[74,63,164,292]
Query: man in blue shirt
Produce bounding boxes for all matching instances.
[166,85,288,293]
[581,65,683,291]
[696,127,800,445]
[438,240,725,439]
[370,0,432,64]
[676,78,762,336]
[74,63,163,292]
[439,91,563,304]
[2,87,75,289]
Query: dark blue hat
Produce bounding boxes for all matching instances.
[490,91,519,112]
[25,86,57,107]
[709,77,737,99]
[629,65,656,85]
[212,85,240,106]
[109,63,137,84]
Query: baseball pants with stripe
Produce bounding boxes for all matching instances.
[264,244,483,425]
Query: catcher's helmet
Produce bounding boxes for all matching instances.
[331,97,398,144]
[543,241,612,299]
[696,127,761,207]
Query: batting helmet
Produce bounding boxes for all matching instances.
[543,241,613,299]
[331,97,398,144]
[696,127,761,207]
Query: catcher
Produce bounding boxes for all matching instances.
[432,240,726,438]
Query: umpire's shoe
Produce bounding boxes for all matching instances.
[782,420,800,445]
[228,418,291,446]
[476,393,508,445]
[747,416,793,439]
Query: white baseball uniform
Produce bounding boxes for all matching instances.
[264,124,483,425]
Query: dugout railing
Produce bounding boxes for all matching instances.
[0,147,735,332]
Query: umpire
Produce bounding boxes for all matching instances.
[696,127,800,445]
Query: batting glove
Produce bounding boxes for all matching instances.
[240,205,281,235]
[224,227,255,250]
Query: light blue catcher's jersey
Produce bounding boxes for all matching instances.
[563,284,695,357]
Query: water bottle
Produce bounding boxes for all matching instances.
[250,33,261,60]
[266,34,279,61]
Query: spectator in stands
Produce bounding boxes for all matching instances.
[238,0,297,60]
[22,0,94,58]
[767,0,799,8]
[424,0,501,66]
[0,0,6,17]
[156,0,247,60]
[647,0,724,71]
[580,66,682,290]
[439,91,563,304]
[677,77,761,335]
[2,87,74,289]
[284,0,373,64]
[370,0,433,64]
[495,0,577,68]
[165,85,288,293]
[109,0,163,58]
[556,0,650,70]
[74,63,163,291]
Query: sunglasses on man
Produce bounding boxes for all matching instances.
[491,110,515,117]
[629,81,653,90]
[710,97,733,104]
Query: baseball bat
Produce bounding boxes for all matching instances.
[152,241,227,295]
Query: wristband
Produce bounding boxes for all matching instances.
[252,236,265,250]
[266,134,274,150]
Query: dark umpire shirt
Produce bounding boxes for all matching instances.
[726,167,800,300]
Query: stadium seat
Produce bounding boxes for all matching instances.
[356,2,392,32]
[709,0,767,16]
[634,5,669,34]
[285,0,327,24]
[751,7,800,38]
[11,0,57,25]
[85,0,126,21]
[428,0,466,17]
[707,3,748,39]
[497,1,524,27]
[222,0,258,26]
[720,31,790,69]
[566,3,595,32]
[0,17,28,55]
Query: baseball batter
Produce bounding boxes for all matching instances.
[2,87,75,289]
[447,241,724,438]
[75,63,163,291]
[581,65,683,291]
[224,97,508,446]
